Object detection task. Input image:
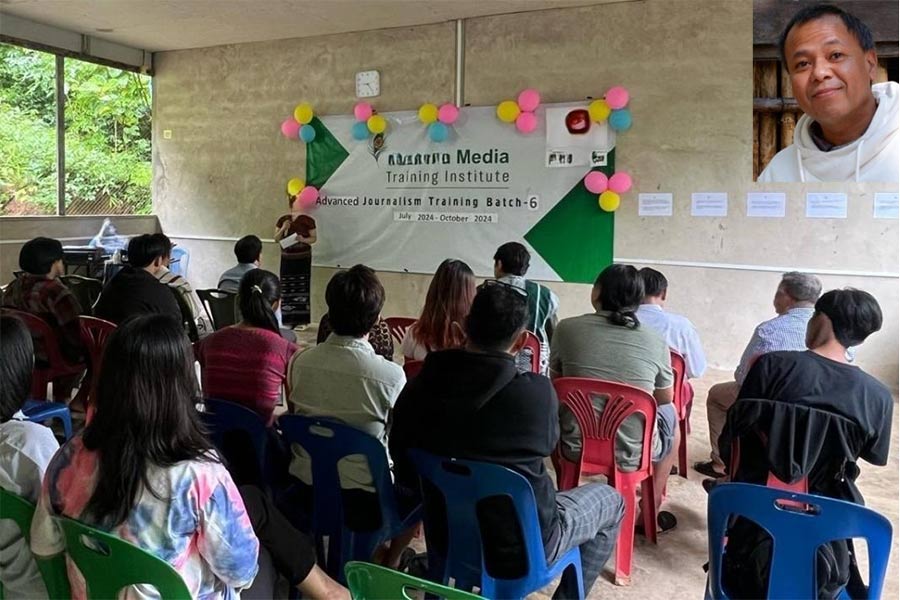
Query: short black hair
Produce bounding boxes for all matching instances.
[1,315,34,422]
[325,265,385,337]
[594,264,644,328]
[127,233,171,268]
[493,242,531,276]
[19,237,64,275]
[466,282,528,351]
[234,235,262,264]
[815,288,882,348]
[638,267,668,297]
[779,4,875,67]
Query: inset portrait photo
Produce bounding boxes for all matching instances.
[753,1,899,182]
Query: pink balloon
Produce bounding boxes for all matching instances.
[584,171,609,194]
[605,86,630,110]
[281,118,300,138]
[298,186,319,207]
[608,171,633,193]
[438,103,459,124]
[353,102,373,122]
[515,111,538,133]
[517,88,541,112]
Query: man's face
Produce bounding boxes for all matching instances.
[773,283,794,314]
[784,15,877,136]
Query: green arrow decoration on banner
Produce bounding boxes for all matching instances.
[305,117,349,188]
[524,149,616,284]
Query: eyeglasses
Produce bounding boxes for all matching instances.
[478,279,527,297]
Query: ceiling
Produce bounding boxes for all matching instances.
[0,0,613,52]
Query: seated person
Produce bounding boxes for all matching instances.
[0,315,60,598]
[287,265,413,568]
[93,233,182,325]
[550,263,679,532]
[493,241,560,374]
[197,269,297,426]
[696,271,821,478]
[390,283,625,598]
[219,235,263,294]
[316,313,394,360]
[401,259,475,360]
[151,234,201,319]
[720,288,892,599]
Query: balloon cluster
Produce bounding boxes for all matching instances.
[417,102,459,142]
[280,103,317,143]
[588,86,632,132]
[496,88,541,134]
[286,178,319,209]
[350,101,387,140]
[583,170,632,212]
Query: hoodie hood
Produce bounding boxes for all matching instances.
[414,349,519,414]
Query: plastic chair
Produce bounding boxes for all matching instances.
[22,399,73,440]
[518,331,541,374]
[384,317,416,347]
[59,275,103,316]
[409,450,584,599]
[550,377,658,585]
[345,561,486,600]
[168,246,190,278]
[402,359,424,379]
[196,289,238,330]
[706,483,892,600]
[277,415,422,582]
[1,308,84,402]
[0,488,71,600]
[669,350,691,479]
[728,436,808,494]
[73,316,116,419]
[200,398,271,488]
[57,515,192,599]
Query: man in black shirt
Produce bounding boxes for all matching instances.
[390,282,624,599]
[94,234,181,326]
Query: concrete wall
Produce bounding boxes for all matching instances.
[151,0,899,386]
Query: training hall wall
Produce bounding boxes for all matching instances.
[104,0,899,387]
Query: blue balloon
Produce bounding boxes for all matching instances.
[609,108,632,132]
[351,121,369,141]
[429,122,449,143]
[299,125,317,142]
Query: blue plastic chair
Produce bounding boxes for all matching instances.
[200,398,270,489]
[706,483,893,600]
[168,246,190,278]
[22,399,72,440]
[277,415,421,583]
[409,450,584,599]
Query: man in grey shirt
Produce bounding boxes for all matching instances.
[218,235,263,293]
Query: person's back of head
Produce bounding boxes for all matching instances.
[234,235,262,265]
[493,242,531,277]
[808,288,882,350]
[0,315,34,422]
[415,259,476,350]
[638,267,668,302]
[325,264,385,338]
[127,233,171,271]
[83,314,214,526]
[778,271,822,311]
[592,264,644,328]
[466,282,528,354]
[19,237,64,277]
[238,269,281,335]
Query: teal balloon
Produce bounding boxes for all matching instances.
[609,108,632,132]
[429,122,449,143]
[299,125,316,142]
[351,121,369,140]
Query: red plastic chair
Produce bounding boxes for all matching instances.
[729,435,808,494]
[669,350,692,478]
[1,308,84,402]
[383,317,416,347]
[551,377,659,586]
[520,331,541,374]
[402,359,424,380]
[75,316,117,422]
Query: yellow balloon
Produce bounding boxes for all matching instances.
[294,103,314,124]
[418,103,439,124]
[367,114,387,134]
[598,191,621,212]
[496,100,520,123]
[588,99,611,123]
[287,178,304,196]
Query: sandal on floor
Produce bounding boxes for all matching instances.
[693,460,726,479]
[635,510,678,536]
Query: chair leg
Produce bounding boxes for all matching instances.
[59,411,73,441]
[678,419,689,479]
[640,477,658,546]
[614,484,637,586]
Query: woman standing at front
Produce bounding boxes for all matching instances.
[275,194,317,327]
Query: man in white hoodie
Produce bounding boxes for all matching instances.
[759,4,898,183]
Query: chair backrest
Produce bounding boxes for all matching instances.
[200,399,269,487]
[57,516,192,599]
[520,331,541,374]
[408,450,549,593]
[402,359,424,380]
[553,377,657,476]
[168,287,199,342]
[0,488,71,599]
[707,483,892,600]
[345,561,485,600]
[196,289,238,331]
[729,436,809,494]
[168,246,190,278]
[59,275,103,315]
[669,350,687,419]
[0,308,69,367]
[384,317,416,346]
[79,316,116,370]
